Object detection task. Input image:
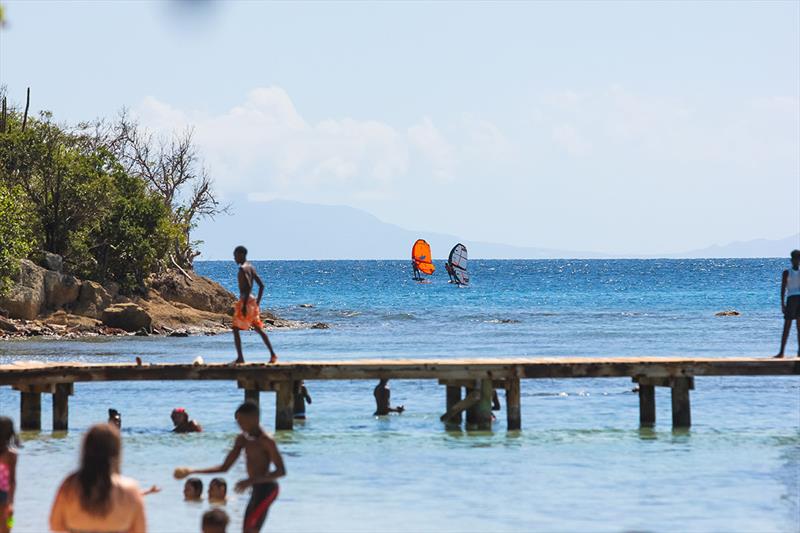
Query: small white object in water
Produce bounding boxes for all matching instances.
[192,356,204,366]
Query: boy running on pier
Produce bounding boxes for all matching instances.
[232,246,277,364]
[776,249,800,358]
[174,401,286,533]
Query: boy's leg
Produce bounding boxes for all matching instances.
[233,328,245,363]
[776,319,792,357]
[796,319,800,356]
[254,325,277,363]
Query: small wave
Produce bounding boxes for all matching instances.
[382,312,416,320]
[336,310,362,318]
[486,318,521,324]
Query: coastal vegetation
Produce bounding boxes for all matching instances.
[0,88,223,295]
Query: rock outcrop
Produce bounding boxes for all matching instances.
[41,252,63,272]
[0,260,46,320]
[44,271,81,310]
[150,271,235,314]
[102,303,153,332]
[73,281,112,319]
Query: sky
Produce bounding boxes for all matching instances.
[1,0,798,256]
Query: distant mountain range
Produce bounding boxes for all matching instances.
[193,199,799,260]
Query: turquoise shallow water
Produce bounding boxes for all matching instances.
[1,259,799,532]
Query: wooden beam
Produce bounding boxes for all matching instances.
[440,387,480,423]
[52,383,73,431]
[638,384,655,426]
[445,385,462,426]
[0,357,796,387]
[275,382,294,431]
[671,377,692,428]
[244,388,259,406]
[506,378,521,431]
[474,379,494,431]
[20,391,41,431]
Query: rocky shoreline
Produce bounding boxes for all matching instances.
[0,256,328,340]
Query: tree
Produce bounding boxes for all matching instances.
[103,113,226,268]
[0,183,32,295]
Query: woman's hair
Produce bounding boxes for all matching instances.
[0,416,19,452]
[74,424,121,516]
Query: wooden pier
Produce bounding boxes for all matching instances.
[1,357,797,432]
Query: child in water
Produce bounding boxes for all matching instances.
[232,246,277,364]
[0,417,18,533]
[184,478,203,501]
[208,478,227,504]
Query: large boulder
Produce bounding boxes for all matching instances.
[102,303,152,332]
[150,270,235,314]
[40,252,63,272]
[73,281,112,319]
[44,271,81,310]
[0,260,46,320]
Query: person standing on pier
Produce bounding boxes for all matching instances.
[232,246,278,364]
[374,379,405,415]
[776,249,800,358]
[174,401,286,532]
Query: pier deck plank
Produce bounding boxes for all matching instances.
[0,357,797,386]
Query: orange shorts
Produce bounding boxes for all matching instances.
[233,299,264,330]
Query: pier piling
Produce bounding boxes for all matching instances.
[53,383,73,431]
[671,377,693,428]
[275,382,294,430]
[445,385,462,426]
[20,391,41,431]
[506,378,521,430]
[638,384,656,426]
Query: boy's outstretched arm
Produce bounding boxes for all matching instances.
[175,438,243,478]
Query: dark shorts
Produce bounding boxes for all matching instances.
[244,482,279,531]
[0,490,7,505]
[785,296,800,320]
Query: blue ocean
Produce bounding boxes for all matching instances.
[1,259,798,532]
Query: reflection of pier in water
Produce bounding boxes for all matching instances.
[1,357,797,432]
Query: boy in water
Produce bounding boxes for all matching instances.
[174,401,286,533]
[183,478,203,501]
[373,379,405,416]
[202,509,229,533]
[208,478,227,504]
[293,380,312,420]
[776,249,800,358]
[232,246,277,364]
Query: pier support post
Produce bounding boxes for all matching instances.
[275,382,294,431]
[53,383,73,431]
[465,383,479,427]
[506,378,521,431]
[475,379,494,431]
[671,377,693,428]
[638,384,656,426]
[244,389,259,406]
[20,392,41,431]
[446,386,462,426]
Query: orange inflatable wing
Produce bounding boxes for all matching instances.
[412,239,436,275]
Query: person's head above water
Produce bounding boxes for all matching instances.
[76,424,122,515]
[378,378,389,387]
[0,415,19,451]
[208,477,227,502]
[184,477,203,501]
[108,409,121,429]
[202,508,230,533]
[233,245,248,265]
[171,408,189,426]
[235,400,260,433]
[791,249,800,269]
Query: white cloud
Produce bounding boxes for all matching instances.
[407,117,457,182]
[552,124,591,156]
[135,87,420,198]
